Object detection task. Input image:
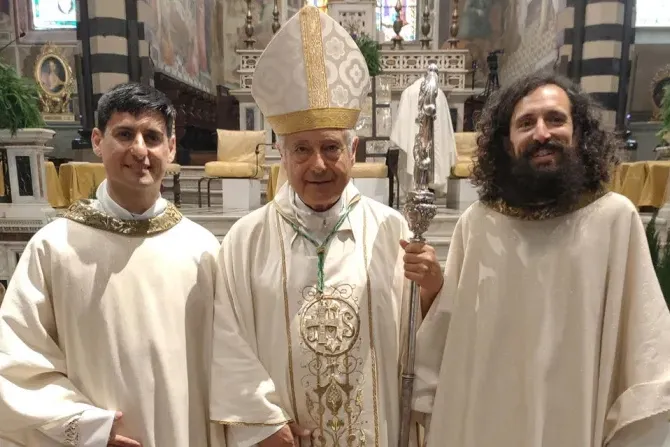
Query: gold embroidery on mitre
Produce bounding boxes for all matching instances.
[300,6,329,110]
[299,285,367,446]
[268,108,361,135]
[62,200,182,236]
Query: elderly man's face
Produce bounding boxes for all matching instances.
[508,84,575,170]
[280,128,356,211]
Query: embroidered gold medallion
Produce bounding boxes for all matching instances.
[301,293,360,357]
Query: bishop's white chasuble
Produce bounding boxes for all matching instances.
[0,199,225,447]
[211,182,421,447]
[413,192,670,447]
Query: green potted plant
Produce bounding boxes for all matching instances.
[352,34,382,77]
[0,61,53,145]
[646,212,670,310]
[656,84,670,145]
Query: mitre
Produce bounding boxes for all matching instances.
[251,5,370,135]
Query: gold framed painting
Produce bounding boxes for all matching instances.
[33,42,75,120]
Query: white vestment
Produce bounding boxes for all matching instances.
[413,192,670,447]
[210,181,422,447]
[0,184,225,447]
[390,77,456,195]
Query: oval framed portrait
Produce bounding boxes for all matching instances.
[34,53,71,97]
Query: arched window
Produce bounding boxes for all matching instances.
[31,0,77,30]
[377,0,417,42]
[636,0,670,27]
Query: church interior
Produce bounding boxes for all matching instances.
[0,0,669,298]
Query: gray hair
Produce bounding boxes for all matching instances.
[275,128,357,151]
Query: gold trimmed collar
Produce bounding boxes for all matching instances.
[483,189,607,221]
[62,199,183,236]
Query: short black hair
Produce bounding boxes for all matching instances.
[96,82,176,137]
[472,70,621,201]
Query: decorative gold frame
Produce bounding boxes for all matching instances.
[651,64,670,121]
[33,42,75,120]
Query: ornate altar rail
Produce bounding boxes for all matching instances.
[236,48,469,93]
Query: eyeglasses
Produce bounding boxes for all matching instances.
[288,145,346,163]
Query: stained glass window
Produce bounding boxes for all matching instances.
[310,0,329,13]
[377,0,417,42]
[31,0,77,30]
[636,0,670,27]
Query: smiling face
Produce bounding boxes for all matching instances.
[508,84,575,170]
[280,128,356,211]
[92,111,175,201]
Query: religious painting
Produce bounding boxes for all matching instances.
[36,53,68,95]
[33,43,75,119]
[31,0,76,30]
[142,0,223,92]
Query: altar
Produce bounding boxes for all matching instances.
[230,0,482,162]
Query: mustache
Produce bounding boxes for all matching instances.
[522,140,568,159]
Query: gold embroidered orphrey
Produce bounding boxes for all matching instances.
[277,208,380,447]
[61,200,182,236]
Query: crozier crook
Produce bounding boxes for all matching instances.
[398,64,439,447]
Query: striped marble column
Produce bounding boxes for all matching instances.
[74,0,151,148]
[556,0,575,76]
[580,0,633,130]
[560,0,634,130]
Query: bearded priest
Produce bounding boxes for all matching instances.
[209,6,444,447]
[0,83,225,447]
[413,72,670,447]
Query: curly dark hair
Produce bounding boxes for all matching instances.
[471,71,622,203]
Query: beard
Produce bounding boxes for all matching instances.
[495,140,588,213]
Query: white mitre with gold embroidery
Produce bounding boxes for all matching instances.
[251,5,370,135]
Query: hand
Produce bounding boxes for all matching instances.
[400,239,443,312]
[108,411,142,447]
[259,423,311,447]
